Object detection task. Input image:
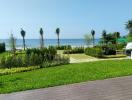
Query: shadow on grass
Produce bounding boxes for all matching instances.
[0,82,4,88]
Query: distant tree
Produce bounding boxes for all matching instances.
[20,28,26,50]
[102,30,107,45]
[126,20,132,33]
[39,28,44,48]
[84,34,92,46]
[126,20,132,42]
[56,28,60,47]
[9,34,16,55]
[91,30,95,47]
[114,32,120,44]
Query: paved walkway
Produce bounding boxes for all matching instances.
[70,57,127,63]
[1,76,132,100]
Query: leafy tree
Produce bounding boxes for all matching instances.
[9,34,16,55]
[100,32,118,45]
[84,34,92,46]
[126,20,132,42]
[114,32,120,44]
[21,28,26,50]
[40,28,44,48]
[91,30,95,47]
[102,30,107,45]
[56,28,60,47]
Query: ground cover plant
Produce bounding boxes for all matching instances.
[0,60,132,93]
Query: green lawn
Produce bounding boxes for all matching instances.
[103,54,127,58]
[0,52,10,59]
[0,66,39,76]
[1,60,132,94]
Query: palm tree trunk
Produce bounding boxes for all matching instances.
[93,36,94,47]
[42,35,44,48]
[57,35,60,47]
[23,37,25,50]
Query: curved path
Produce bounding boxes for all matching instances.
[1,76,132,100]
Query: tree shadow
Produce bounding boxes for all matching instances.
[0,82,4,88]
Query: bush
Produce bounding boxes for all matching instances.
[0,43,6,53]
[85,47,103,58]
[101,45,116,55]
[56,45,72,50]
[103,48,116,55]
[116,43,126,50]
[0,56,24,68]
[126,49,132,56]
[0,47,70,69]
[40,55,70,68]
[26,47,57,60]
[63,47,84,54]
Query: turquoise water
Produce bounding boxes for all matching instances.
[0,39,99,50]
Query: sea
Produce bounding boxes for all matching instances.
[0,39,99,50]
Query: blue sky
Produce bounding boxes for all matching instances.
[0,0,132,39]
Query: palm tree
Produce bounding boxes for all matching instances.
[102,30,107,45]
[39,28,44,48]
[20,28,26,50]
[91,30,95,47]
[126,20,132,33]
[126,20,132,42]
[56,28,60,47]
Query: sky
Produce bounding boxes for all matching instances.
[0,0,132,39]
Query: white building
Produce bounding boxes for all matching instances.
[126,42,132,56]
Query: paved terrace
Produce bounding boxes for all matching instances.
[1,76,132,100]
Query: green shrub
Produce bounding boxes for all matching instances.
[85,47,103,58]
[0,43,6,53]
[63,47,84,54]
[29,53,42,66]
[0,46,70,69]
[26,47,57,60]
[56,45,72,50]
[40,55,70,68]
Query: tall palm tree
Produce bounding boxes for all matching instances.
[91,30,95,47]
[20,28,26,50]
[39,28,44,48]
[126,20,132,42]
[56,28,60,47]
[126,20,132,33]
[102,30,107,45]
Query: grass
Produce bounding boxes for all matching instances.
[1,60,132,94]
[0,52,10,59]
[103,54,127,58]
[0,66,40,76]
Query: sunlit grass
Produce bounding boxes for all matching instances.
[0,60,132,94]
[0,66,39,76]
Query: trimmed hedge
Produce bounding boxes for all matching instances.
[0,43,5,53]
[85,47,103,58]
[0,47,70,68]
[63,47,84,54]
[56,45,72,50]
